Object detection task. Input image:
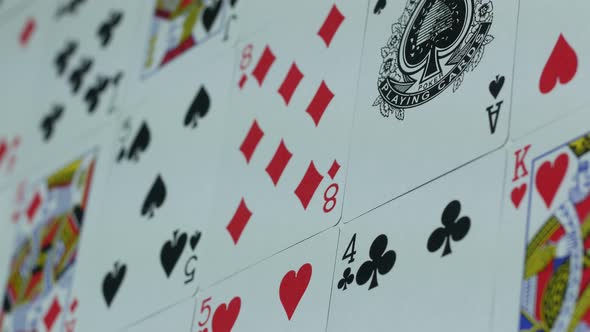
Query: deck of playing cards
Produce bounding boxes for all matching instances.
[0,0,588,331]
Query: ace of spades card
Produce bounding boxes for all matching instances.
[510,0,590,139]
[0,0,34,18]
[328,149,505,331]
[193,229,337,332]
[342,0,518,222]
[0,125,115,332]
[66,51,234,331]
[197,0,369,286]
[17,0,145,169]
[493,109,590,331]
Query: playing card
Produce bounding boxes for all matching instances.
[66,51,234,331]
[328,149,505,331]
[0,123,117,332]
[494,108,590,331]
[0,0,59,188]
[510,0,590,139]
[193,228,337,332]
[342,0,518,222]
[198,0,368,286]
[15,0,146,172]
[126,0,312,110]
[136,0,237,79]
[122,298,196,332]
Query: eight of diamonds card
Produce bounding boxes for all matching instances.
[193,229,337,332]
[342,0,518,222]
[328,149,505,332]
[198,0,368,285]
[494,109,590,331]
[0,125,116,332]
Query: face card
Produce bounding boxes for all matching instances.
[328,149,505,331]
[16,0,145,172]
[494,109,590,331]
[198,0,368,286]
[342,0,518,222]
[193,228,337,332]
[66,51,233,331]
[0,124,116,332]
[125,0,238,109]
[126,0,310,111]
[139,0,236,79]
[122,298,196,332]
[510,0,590,139]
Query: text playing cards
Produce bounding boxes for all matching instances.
[342,0,519,222]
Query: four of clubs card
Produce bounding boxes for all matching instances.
[342,0,519,222]
[329,149,506,331]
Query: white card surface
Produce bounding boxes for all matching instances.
[0,0,34,18]
[510,0,590,139]
[342,0,518,222]
[494,108,590,331]
[67,51,234,332]
[194,228,337,332]
[123,298,195,332]
[328,149,506,331]
[198,0,368,286]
